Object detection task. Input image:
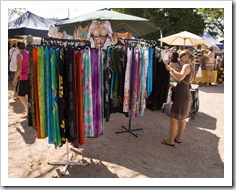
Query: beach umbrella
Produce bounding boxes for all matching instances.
[158,31,206,48]
[56,9,159,37]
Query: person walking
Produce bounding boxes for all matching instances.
[162,49,195,146]
[192,44,202,84]
[13,41,29,118]
[205,46,215,87]
[9,39,20,99]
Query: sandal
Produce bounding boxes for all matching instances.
[161,139,175,146]
[174,139,182,144]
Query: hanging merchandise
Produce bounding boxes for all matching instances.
[73,22,89,40]
[113,30,133,44]
[28,37,161,142]
[104,38,156,137]
[87,20,114,49]
[146,46,170,111]
[28,38,104,149]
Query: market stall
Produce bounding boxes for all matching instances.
[197,70,218,84]
[55,8,159,49]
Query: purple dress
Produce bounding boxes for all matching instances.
[91,49,102,136]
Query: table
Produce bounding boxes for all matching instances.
[197,70,218,84]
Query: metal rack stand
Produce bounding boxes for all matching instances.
[48,140,88,175]
[115,113,142,137]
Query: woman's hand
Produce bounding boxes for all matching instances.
[165,65,171,71]
[13,78,17,86]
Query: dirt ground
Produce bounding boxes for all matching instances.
[6,81,225,185]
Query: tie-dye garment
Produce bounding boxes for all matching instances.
[91,48,103,137]
[82,49,94,137]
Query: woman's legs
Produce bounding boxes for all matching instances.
[17,80,28,117]
[18,95,28,114]
[13,74,19,100]
[163,117,187,144]
[206,70,211,86]
[166,116,178,144]
[175,119,186,142]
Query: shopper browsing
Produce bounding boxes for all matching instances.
[162,49,195,146]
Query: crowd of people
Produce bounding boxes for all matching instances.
[161,44,224,86]
[8,35,32,118]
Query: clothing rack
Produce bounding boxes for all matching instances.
[115,113,143,138]
[113,38,152,137]
[41,37,91,47]
[118,37,157,46]
[48,140,88,175]
[36,38,91,175]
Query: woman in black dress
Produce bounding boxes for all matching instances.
[162,49,195,146]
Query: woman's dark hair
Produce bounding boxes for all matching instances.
[16,41,26,50]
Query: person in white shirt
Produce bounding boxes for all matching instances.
[9,39,20,99]
[161,46,171,65]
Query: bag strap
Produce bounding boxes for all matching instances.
[10,48,16,62]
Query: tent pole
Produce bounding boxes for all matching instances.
[157,27,163,47]
[160,28,163,47]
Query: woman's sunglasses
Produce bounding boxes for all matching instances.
[179,53,186,59]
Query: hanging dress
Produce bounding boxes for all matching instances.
[130,47,139,117]
[75,50,85,145]
[64,46,77,144]
[140,46,149,115]
[37,46,48,138]
[50,48,61,147]
[103,48,111,122]
[33,47,41,137]
[147,51,170,111]
[91,48,103,137]
[45,46,53,144]
[82,48,94,137]
[146,46,153,98]
[56,48,67,145]
[123,47,132,113]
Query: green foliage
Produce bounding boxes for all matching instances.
[114,8,210,42]
[113,8,125,13]
[197,8,224,38]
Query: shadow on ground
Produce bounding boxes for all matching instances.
[18,110,223,178]
[16,119,37,144]
[8,81,224,179]
[189,112,217,130]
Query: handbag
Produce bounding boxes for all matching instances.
[196,67,202,78]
